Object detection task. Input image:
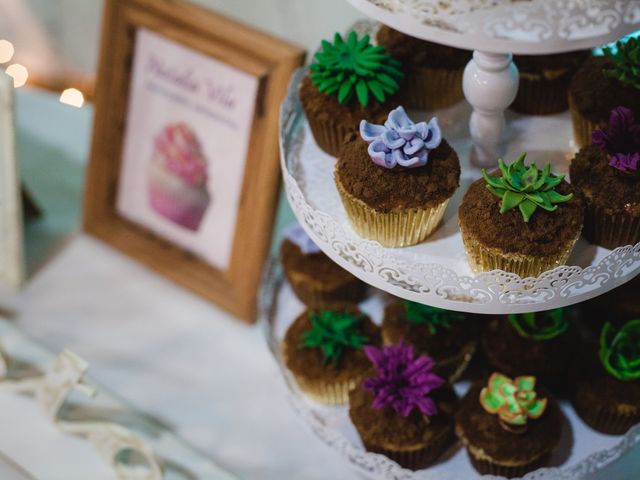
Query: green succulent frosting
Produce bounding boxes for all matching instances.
[603,37,640,90]
[309,31,403,106]
[482,153,573,223]
[507,308,568,341]
[599,319,640,381]
[479,372,547,431]
[299,309,369,365]
[402,300,464,334]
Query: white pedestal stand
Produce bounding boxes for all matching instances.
[463,51,519,168]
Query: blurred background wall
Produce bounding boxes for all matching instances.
[0,0,363,90]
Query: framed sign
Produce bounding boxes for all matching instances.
[84,0,304,322]
[0,72,24,291]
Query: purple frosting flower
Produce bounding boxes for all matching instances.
[283,223,321,254]
[362,342,444,417]
[592,106,640,174]
[359,106,442,169]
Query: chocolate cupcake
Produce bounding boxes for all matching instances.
[569,106,640,249]
[455,373,562,477]
[376,26,470,111]
[382,300,483,382]
[511,50,589,115]
[571,319,640,435]
[282,306,380,405]
[301,31,403,157]
[349,343,457,470]
[568,39,640,147]
[482,308,576,390]
[458,153,584,277]
[335,106,460,247]
[581,276,640,334]
[280,223,366,307]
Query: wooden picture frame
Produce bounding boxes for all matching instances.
[0,72,24,291]
[84,0,304,322]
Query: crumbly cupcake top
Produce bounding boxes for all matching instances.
[336,107,459,212]
[283,307,379,382]
[459,155,583,257]
[455,380,561,463]
[153,123,207,186]
[569,55,640,123]
[570,107,640,216]
[376,25,471,71]
[309,31,403,107]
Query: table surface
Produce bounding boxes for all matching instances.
[1,88,638,480]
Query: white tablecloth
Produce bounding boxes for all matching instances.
[2,89,638,479]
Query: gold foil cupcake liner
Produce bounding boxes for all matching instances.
[459,225,581,278]
[467,450,550,478]
[405,67,464,111]
[583,202,640,250]
[336,176,449,248]
[285,270,367,308]
[362,428,453,470]
[568,94,605,148]
[290,374,357,405]
[511,74,571,115]
[573,392,638,435]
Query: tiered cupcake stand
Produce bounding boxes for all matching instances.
[262,2,640,479]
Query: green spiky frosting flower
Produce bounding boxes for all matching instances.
[403,300,465,334]
[507,308,568,341]
[299,309,369,366]
[603,37,640,90]
[309,31,403,106]
[480,372,547,432]
[482,153,573,223]
[599,319,640,381]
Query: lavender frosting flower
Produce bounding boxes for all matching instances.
[360,106,442,169]
[362,342,444,417]
[283,223,321,254]
[592,106,640,174]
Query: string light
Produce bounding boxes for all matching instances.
[59,88,84,107]
[5,63,28,88]
[0,40,14,63]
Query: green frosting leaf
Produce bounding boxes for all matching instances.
[599,319,640,381]
[299,309,369,366]
[507,308,569,340]
[602,37,640,90]
[479,372,548,430]
[481,153,573,223]
[309,31,403,106]
[402,300,465,334]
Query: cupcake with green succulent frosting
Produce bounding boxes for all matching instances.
[300,31,404,157]
[568,38,640,147]
[458,153,584,277]
[455,372,562,477]
[571,319,640,434]
[482,308,576,390]
[381,299,484,382]
[282,305,380,404]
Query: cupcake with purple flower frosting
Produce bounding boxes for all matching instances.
[570,106,640,248]
[335,106,460,247]
[348,342,457,470]
[280,222,366,307]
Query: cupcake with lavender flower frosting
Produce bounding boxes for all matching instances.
[147,123,211,231]
[335,106,460,247]
[569,106,640,249]
[348,342,457,470]
[280,223,366,307]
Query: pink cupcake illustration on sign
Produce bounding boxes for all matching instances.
[147,123,212,231]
